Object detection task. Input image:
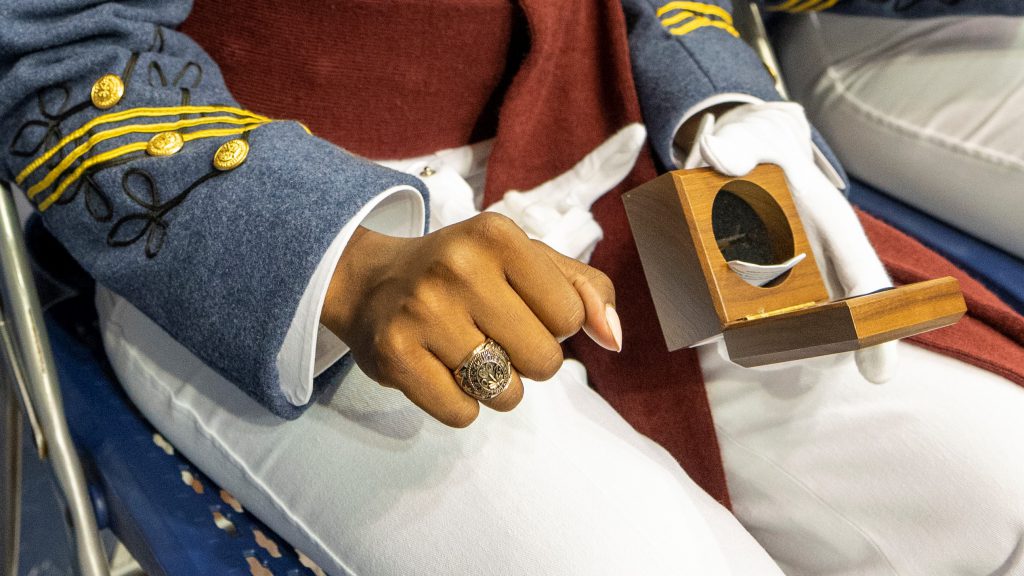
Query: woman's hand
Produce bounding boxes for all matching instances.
[321,212,621,427]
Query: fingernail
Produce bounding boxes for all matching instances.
[606,304,623,352]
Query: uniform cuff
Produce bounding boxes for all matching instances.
[276,185,426,406]
[670,92,765,168]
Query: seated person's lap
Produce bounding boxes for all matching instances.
[703,341,1024,575]
[95,285,783,576]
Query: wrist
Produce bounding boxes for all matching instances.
[321,225,393,341]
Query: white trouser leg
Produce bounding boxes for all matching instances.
[776,14,1024,259]
[96,286,783,576]
[703,341,1024,576]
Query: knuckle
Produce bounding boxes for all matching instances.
[433,241,479,278]
[586,267,615,299]
[552,297,586,337]
[405,280,445,320]
[373,329,416,374]
[473,212,519,243]
[488,385,523,413]
[526,341,564,381]
[442,401,480,428]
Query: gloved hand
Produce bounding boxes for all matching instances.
[686,101,897,384]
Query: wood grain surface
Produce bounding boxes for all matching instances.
[723,277,966,366]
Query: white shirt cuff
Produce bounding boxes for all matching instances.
[670,92,765,169]
[276,185,426,406]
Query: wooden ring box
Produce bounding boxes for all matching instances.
[622,164,966,366]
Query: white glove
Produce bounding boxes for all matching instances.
[687,101,897,383]
[487,124,647,262]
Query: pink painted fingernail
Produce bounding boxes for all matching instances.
[606,304,623,352]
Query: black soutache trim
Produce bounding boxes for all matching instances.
[107,165,228,259]
[105,130,251,258]
[122,52,141,92]
[9,85,89,164]
[53,152,146,222]
[147,60,204,112]
[150,26,165,53]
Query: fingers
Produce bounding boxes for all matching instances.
[374,338,481,428]
[470,213,585,340]
[467,213,621,351]
[790,177,891,298]
[532,241,622,352]
[347,212,622,428]
[855,341,899,385]
[469,285,564,382]
[425,317,526,413]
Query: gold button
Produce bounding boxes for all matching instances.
[147,131,184,157]
[213,139,249,171]
[90,74,124,109]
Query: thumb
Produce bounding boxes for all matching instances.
[855,341,899,384]
[534,240,622,352]
[699,132,759,178]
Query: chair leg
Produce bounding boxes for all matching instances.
[0,182,109,576]
[1,375,22,576]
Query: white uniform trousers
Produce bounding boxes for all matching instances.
[96,286,784,576]
[703,342,1024,576]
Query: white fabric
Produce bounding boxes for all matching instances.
[702,340,1024,576]
[487,123,647,262]
[670,92,764,169]
[97,287,786,576]
[380,123,647,262]
[277,185,425,406]
[690,102,898,384]
[776,13,1024,259]
[98,132,785,575]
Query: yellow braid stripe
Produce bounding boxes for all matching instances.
[669,16,740,38]
[25,115,266,199]
[37,123,267,212]
[660,10,696,27]
[656,1,732,24]
[789,0,825,12]
[17,105,269,184]
[808,0,840,11]
[765,0,803,11]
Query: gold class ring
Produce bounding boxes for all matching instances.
[454,339,513,401]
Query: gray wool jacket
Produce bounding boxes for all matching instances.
[1,0,1018,418]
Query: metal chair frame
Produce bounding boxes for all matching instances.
[0,179,110,576]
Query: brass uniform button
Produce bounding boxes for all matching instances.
[147,131,184,157]
[90,74,124,109]
[213,138,249,171]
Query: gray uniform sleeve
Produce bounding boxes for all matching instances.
[620,0,782,170]
[622,0,848,182]
[764,0,1024,17]
[0,1,428,419]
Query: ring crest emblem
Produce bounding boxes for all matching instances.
[455,339,512,401]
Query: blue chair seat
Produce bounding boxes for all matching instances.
[45,304,324,575]
[848,178,1024,315]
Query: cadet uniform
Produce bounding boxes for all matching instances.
[3,0,1024,574]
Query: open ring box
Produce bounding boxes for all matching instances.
[622,164,967,366]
